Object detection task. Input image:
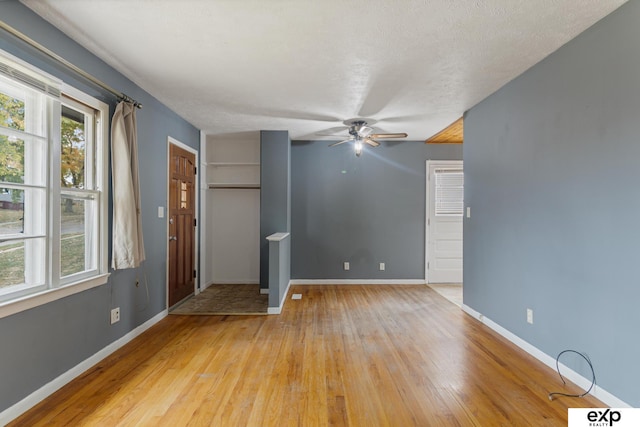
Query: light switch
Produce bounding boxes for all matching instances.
[466,207,471,218]
[158,206,164,218]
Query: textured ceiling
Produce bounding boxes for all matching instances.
[22,0,626,140]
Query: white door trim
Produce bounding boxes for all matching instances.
[425,160,463,283]
[166,137,199,310]
[198,131,210,291]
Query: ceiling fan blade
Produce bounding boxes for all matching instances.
[316,126,349,135]
[328,138,353,147]
[364,138,380,147]
[370,133,408,139]
[364,137,380,147]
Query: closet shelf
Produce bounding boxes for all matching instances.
[207,162,260,167]
[208,183,260,189]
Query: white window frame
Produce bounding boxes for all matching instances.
[0,51,109,319]
[58,91,105,285]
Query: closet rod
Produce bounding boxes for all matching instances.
[0,20,142,108]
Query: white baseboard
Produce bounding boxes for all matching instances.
[289,279,427,285]
[0,310,168,426]
[461,304,630,408]
[260,288,269,295]
[267,280,291,314]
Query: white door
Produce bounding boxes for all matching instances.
[426,160,463,283]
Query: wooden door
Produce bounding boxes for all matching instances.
[168,144,196,307]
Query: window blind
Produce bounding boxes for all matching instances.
[0,51,61,99]
[434,168,464,216]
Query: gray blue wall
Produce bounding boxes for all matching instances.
[291,140,462,279]
[268,235,291,309]
[464,1,640,406]
[260,131,291,290]
[0,2,199,412]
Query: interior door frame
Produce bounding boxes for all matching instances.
[166,136,200,310]
[425,159,463,283]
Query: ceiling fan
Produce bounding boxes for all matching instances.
[328,119,408,157]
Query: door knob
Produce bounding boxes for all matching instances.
[169,236,177,241]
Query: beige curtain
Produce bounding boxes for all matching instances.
[111,101,145,269]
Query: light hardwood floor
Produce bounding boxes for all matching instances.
[427,283,463,307]
[11,285,601,426]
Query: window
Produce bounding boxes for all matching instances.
[0,50,108,311]
[434,168,464,216]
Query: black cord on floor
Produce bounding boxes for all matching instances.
[548,349,596,401]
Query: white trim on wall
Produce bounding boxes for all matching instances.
[198,131,210,292]
[0,310,168,426]
[267,280,291,314]
[461,304,631,408]
[290,279,427,285]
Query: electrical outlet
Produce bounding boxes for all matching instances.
[379,262,385,271]
[111,307,120,324]
[526,308,533,324]
[343,262,350,271]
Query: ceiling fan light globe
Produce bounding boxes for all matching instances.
[355,140,363,157]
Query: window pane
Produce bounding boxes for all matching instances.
[0,134,24,184]
[61,105,86,190]
[0,133,47,186]
[0,91,25,131]
[61,195,97,277]
[180,181,188,209]
[0,186,45,236]
[0,237,45,292]
[0,193,23,234]
[0,240,25,288]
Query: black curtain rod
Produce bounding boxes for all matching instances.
[0,20,142,109]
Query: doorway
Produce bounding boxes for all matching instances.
[167,139,198,308]
[426,160,463,284]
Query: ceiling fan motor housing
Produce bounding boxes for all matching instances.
[328,118,406,153]
[349,120,373,137]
